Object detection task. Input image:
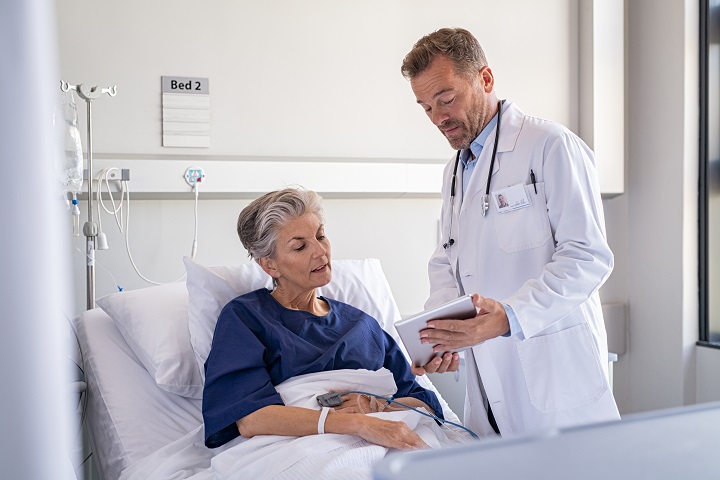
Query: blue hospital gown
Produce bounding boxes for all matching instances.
[202,288,442,448]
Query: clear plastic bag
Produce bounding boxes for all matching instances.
[55,90,84,196]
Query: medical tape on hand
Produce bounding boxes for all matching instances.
[317,406,331,434]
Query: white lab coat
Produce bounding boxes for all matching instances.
[427,101,620,438]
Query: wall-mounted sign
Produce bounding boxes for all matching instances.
[161,76,210,148]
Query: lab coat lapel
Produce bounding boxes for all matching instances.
[460,102,523,213]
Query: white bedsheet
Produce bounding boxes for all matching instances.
[119,369,473,480]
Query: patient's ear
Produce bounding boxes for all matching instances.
[258,257,279,280]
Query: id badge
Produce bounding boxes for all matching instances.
[492,183,531,214]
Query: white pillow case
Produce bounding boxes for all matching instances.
[95,282,204,399]
[184,256,403,382]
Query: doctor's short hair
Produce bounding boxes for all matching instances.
[401,27,488,80]
[237,187,325,261]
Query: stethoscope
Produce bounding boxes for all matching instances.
[443,100,503,249]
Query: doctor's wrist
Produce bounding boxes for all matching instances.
[502,303,521,337]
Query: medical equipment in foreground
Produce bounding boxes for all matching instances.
[374,401,720,479]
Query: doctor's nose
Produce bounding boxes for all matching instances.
[431,110,449,127]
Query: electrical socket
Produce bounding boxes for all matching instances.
[184,166,206,187]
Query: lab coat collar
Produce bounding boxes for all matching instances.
[460,101,524,204]
[494,100,523,154]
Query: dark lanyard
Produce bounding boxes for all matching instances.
[444,100,503,249]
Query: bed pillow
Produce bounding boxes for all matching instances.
[95,282,204,399]
[184,256,403,382]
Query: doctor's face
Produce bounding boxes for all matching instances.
[411,55,496,150]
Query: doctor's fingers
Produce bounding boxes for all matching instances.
[431,314,509,349]
[423,320,488,348]
[419,352,459,374]
[422,318,469,333]
[411,365,428,376]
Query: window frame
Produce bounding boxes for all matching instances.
[698,0,720,349]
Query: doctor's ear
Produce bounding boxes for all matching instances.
[479,66,495,93]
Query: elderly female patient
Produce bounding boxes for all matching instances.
[202,187,443,450]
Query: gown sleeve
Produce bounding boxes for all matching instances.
[202,302,284,448]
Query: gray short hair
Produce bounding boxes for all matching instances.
[401,27,488,80]
[237,187,325,261]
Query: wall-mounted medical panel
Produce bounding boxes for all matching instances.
[579,0,625,197]
[85,157,444,199]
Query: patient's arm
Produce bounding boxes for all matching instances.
[236,405,428,450]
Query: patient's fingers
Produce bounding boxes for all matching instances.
[334,392,373,414]
[357,417,429,450]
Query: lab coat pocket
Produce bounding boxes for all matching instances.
[516,323,607,413]
[494,183,551,253]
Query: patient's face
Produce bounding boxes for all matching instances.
[268,212,332,294]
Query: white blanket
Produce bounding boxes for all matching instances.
[119,369,473,480]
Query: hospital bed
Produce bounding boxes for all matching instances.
[72,258,466,480]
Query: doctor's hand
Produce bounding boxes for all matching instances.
[419,294,510,352]
[410,352,460,376]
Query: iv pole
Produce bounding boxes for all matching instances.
[60,81,117,310]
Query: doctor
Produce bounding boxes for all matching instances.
[400,28,620,438]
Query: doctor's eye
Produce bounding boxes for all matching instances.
[441,97,455,106]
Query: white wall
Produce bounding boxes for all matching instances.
[56,0,576,160]
[58,0,583,319]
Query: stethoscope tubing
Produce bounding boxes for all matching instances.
[444,100,503,249]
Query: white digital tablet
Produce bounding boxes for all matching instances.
[395,294,477,367]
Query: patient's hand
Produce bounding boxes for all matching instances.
[410,352,460,376]
[353,415,428,450]
[334,392,374,414]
